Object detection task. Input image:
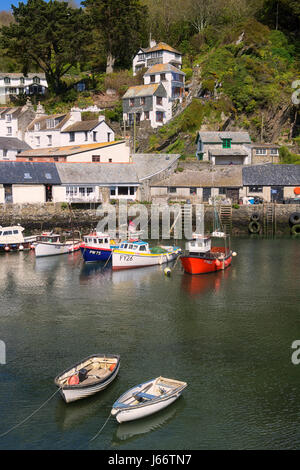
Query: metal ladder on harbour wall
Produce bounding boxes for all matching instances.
[264,203,276,237]
[181,204,193,238]
[219,204,232,234]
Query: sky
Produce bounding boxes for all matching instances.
[0,0,80,11]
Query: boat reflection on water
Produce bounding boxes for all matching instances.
[112,399,184,446]
[181,268,230,296]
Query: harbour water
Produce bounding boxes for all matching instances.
[0,237,300,450]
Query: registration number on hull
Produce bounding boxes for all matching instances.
[120,255,133,262]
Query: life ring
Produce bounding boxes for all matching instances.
[251,213,260,222]
[291,224,300,236]
[248,221,261,234]
[289,212,300,225]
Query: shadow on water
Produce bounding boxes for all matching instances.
[180,268,230,297]
[111,398,186,447]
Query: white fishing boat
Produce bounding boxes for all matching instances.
[34,231,82,257]
[0,225,36,252]
[112,240,181,271]
[54,354,120,403]
[111,376,187,423]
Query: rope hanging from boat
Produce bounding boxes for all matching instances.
[89,411,111,442]
[103,251,112,268]
[0,387,62,438]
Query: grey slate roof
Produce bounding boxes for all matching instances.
[0,162,61,184]
[197,131,251,144]
[56,163,139,185]
[209,147,248,157]
[132,153,180,180]
[0,137,31,151]
[243,164,300,186]
[122,83,167,99]
[152,165,243,187]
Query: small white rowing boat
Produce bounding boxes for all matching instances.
[54,354,120,403]
[34,231,82,258]
[111,376,187,423]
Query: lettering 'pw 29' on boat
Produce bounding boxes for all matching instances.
[0,225,36,252]
[112,240,181,270]
[54,354,120,403]
[34,231,82,257]
[111,377,187,423]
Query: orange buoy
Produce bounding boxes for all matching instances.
[294,187,300,195]
[109,363,116,372]
[68,374,79,385]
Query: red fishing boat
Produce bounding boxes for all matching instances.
[180,231,235,275]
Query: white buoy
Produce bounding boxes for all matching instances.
[19,245,24,251]
[164,267,171,277]
[4,246,9,252]
[232,252,237,257]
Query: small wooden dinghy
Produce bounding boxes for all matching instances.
[111,376,187,423]
[54,354,120,403]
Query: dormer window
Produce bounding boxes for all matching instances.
[46,119,55,129]
[33,76,40,84]
[222,138,231,149]
[160,73,166,81]
[6,114,12,122]
[24,173,32,179]
[34,122,40,131]
[4,77,10,84]
[20,77,25,84]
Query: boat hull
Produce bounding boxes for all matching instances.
[80,246,113,263]
[113,395,180,423]
[181,252,232,275]
[35,241,81,257]
[112,248,180,271]
[59,363,120,403]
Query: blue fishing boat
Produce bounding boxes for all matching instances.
[80,231,119,263]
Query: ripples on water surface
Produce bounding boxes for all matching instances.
[0,238,300,450]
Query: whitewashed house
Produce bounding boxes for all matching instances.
[0,73,48,104]
[133,41,182,76]
[143,63,185,103]
[196,131,252,165]
[24,107,115,149]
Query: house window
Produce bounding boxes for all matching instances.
[110,187,116,196]
[249,186,263,193]
[47,135,52,146]
[256,148,267,155]
[222,138,231,149]
[108,158,112,162]
[190,187,197,195]
[156,96,163,106]
[9,88,17,94]
[46,119,55,129]
[54,156,59,162]
[160,73,166,81]
[144,111,149,120]
[18,87,24,94]
[129,187,135,196]
[6,114,11,122]
[156,111,163,122]
[107,132,111,142]
[150,75,156,83]
[129,98,135,107]
[219,188,226,195]
[85,131,88,141]
[34,123,40,131]
[20,77,25,84]
[7,127,12,135]
[4,77,10,84]
[35,136,40,146]
[141,97,145,105]
[3,149,7,157]
[93,131,97,142]
[92,155,100,162]
[33,76,40,84]
[168,187,176,193]
[69,132,75,142]
[270,148,279,155]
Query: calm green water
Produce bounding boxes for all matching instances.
[0,238,300,450]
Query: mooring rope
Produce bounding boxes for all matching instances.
[0,387,62,438]
[103,251,112,269]
[89,411,112,442]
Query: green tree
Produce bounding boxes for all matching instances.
[0,0,90,94]
[81,0,148,73]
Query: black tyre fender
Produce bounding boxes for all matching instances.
[248,221,261,233]
[291,224,300,235]
[251,213,260,222]
[289,212,300,225]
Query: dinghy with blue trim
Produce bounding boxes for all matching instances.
[111,376,187,423]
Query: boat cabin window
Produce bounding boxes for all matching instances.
[93,238,97,243]
[128,244,133,249]
[13,230,19,234]
[3,231,12,235]
[139,245,147,251]
[121,244,128,249]
[104,238,108,243]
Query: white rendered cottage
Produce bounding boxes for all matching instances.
[0,73,48,104]
[24,107,115,149]
[133,40,182,76]
[143,63,185,103]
